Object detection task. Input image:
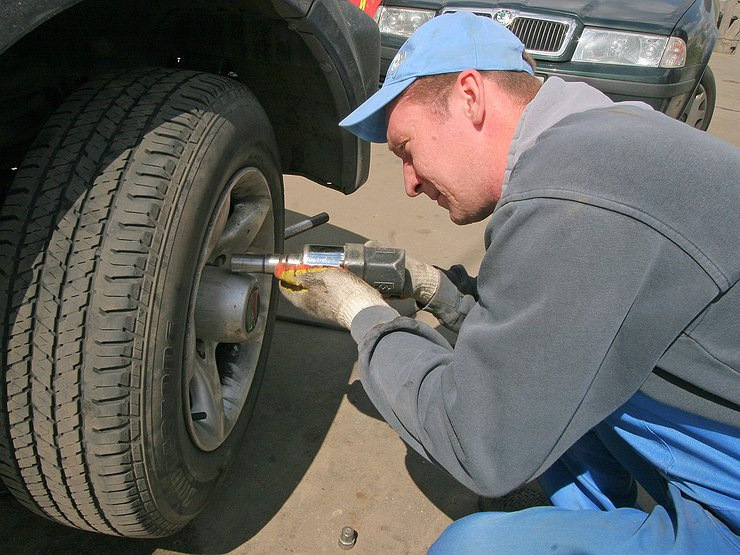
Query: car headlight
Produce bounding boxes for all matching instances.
[375,7,435,38]
[573,28,686,68]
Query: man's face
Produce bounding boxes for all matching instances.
[386,90,501,225]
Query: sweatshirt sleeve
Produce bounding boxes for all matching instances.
[351,198,717,497]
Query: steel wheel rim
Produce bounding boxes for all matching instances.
[185,167,274,452]
[683,83,707,129]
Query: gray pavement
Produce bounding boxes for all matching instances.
[708,52,740,147]
[1,53,738,554]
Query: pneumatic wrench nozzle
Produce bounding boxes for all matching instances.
[230,253,300,275]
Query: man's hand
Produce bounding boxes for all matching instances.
[364,241,478,332]
[275,264,388,329]
[404,255,441,305]
[364,241,441,304]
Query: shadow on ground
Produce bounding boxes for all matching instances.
[0,210,477,554]
[0,320,359,554]
[346,378,477,522]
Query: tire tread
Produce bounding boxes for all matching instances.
[0,68,252,536]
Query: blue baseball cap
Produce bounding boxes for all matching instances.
[339,12,533,143]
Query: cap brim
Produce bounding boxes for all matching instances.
[339,76,417,143]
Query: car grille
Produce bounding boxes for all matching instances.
[510,17,568,53]
[440,9,577,58]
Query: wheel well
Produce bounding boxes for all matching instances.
[0,0,352,190]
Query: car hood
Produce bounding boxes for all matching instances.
[433,0,696,33]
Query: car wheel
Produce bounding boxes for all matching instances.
[681,66,716,131]
[0,67,284,537]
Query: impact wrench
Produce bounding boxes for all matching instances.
[228,213,408,297]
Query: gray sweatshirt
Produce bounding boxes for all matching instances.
[350,78,740,497]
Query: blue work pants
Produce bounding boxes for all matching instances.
[429,392,739,554]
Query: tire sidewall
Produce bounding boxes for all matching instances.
[142,91,284,523]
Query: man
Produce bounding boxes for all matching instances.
[277,12,740,553]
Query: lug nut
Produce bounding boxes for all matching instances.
[338,526,357,550]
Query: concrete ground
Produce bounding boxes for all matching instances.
[1,53,738,554]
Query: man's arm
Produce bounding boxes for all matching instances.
[352,198,717,497]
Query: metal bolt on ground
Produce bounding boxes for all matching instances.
[338,526,358,550]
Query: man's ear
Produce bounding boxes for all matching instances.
[454,69,486,126]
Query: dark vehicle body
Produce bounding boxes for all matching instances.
[0,0,378,539]
[376,0,719,129]
[1,0,378,193]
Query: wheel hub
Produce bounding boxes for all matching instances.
[194,266,261,343]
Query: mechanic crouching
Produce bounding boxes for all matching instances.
[276,13,740,553]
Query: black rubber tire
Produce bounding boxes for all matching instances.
[0,68,284,537]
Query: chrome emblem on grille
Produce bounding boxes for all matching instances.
[493,9,515,26]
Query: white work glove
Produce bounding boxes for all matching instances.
[275,263,388,329]
[364,241,441,304]
[364,241,476,332]
[404,255,442,305]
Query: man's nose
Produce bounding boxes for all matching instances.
[403,163,422,197]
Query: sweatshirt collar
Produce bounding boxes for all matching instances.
[501,77,652,196]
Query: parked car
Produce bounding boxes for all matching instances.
[374,0,719,130]
[0,0,378,539]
